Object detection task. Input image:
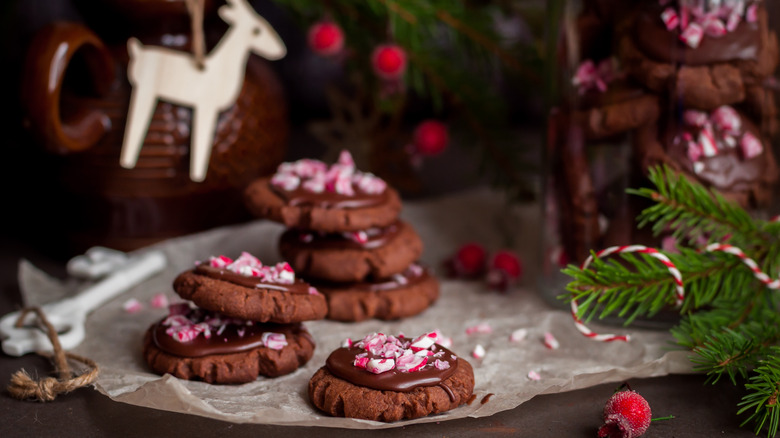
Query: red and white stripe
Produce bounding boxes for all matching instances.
[704,243,780,290]
[570,245,685,342]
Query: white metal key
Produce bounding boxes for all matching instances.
[0,249,167,356]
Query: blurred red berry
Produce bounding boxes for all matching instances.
[308,21,344,56]
[486,250,522,292]
[412,120,449,157]
[372,44,407,80]
[444,242,487,278]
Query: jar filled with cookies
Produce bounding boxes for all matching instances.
[540,0,780,309]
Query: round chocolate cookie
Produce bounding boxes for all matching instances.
[143,320,315,384]
[308,334,475,422]
[279,220,423,283]
[244,177,402,232]
[313,265,439,322]
[617,2,779,111]
[173,266,328,324]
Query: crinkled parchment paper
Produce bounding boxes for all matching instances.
[19,188,694,429]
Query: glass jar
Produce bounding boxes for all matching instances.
[540,0,780,310]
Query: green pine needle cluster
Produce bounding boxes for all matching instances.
[562,165,780,436]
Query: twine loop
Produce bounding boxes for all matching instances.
[6,307,99,402]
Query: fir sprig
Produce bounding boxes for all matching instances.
[562,165,780,436]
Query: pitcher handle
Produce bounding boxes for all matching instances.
[21,22,115,154]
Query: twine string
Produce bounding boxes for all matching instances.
[6,307,99,402]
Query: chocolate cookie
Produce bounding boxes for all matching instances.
[308,333,475,422]
[635,106,778,209]
[244,151,402,232]
[571,84,661,140]
[279,220,423,283]
[173,253,328,324]
[313,264,439,322]
[618,1,779,111]
[143,306,315,383]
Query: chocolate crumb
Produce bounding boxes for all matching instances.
[481,393,494,404]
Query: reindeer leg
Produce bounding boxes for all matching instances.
[120,72,159,169]
[189,106,218,182]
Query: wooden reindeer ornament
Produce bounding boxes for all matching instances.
[119,0,286,182]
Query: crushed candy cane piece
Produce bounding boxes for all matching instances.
[204,253,297,284]
[711,105,741,134]
[366,358,395,374]
[698,125,719,157]
[208,255,232,268]
[123,298,144,313]
[527,370,541,381]
[271,150,387,196]
[465,322,493,335]
[687,141,703,162]
[342,338,353,348]
[354,355,369,369]
[472,344,486,360]
[434,359,451,370]
[693,161,706,174]
[510,328,528,343]
[661,7,679,30]
[680,22,704,48]
[410,332,437,351]
[746,3,758,22]
[262,332,288,350]
[740,131,763,159]
[396,352,428,372]
[543,332,560,350]
[150,293,169,309]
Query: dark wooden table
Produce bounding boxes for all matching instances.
[0,233,758,438]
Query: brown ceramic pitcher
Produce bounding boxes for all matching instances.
[21,0,288,252]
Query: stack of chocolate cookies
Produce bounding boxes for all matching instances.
[143,252,326,383]
[551,0,779,264]
[244,150,440,322]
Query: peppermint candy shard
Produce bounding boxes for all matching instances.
[367,358,395,374]
[543,332,560,350]
[680,22,704,48]
[740,131,763,159]
[472,344,486,360]
[271,150,387,196]
[510,328,528,343]
[262,332,288,350]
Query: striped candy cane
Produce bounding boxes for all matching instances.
[704,243,780,290]
[702,215,780,290]
[571,245,685,342]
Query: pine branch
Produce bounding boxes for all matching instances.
[629,166,778,253]
[737,348,780,437]
[564,248,757,323]
[562,164,780,436]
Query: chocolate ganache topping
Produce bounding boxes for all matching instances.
[152,304,309,357]
[269,150,389,210]
[282,221,401,251]
[634,1,763,66]
[194,265,311,294]
[664,106,771,192]
[326,332,459,397]
[192,252,314,294]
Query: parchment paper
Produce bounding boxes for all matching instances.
[18,187,694,429]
